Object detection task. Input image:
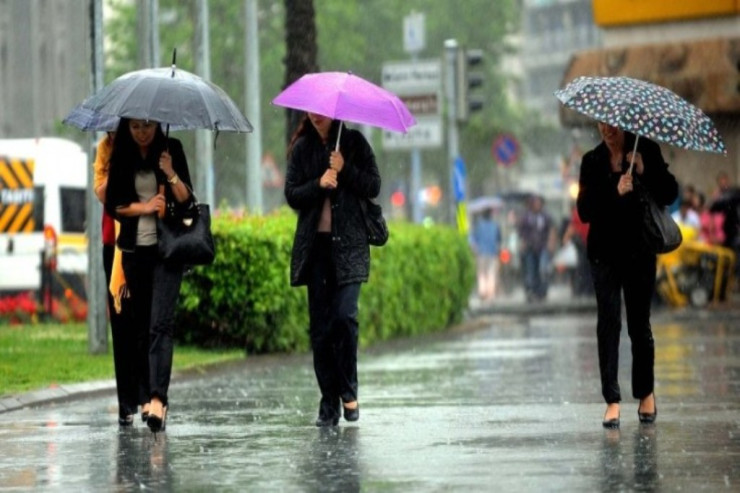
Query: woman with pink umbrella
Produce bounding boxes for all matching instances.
[276,72,412,426]
[284,112,380,426]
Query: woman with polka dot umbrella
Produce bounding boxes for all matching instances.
[555,75,726,172]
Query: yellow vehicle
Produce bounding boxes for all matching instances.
[0,138,88,297]
[655,225,736,308]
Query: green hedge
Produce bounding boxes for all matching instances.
[176,208,475,353]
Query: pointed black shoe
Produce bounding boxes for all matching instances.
[147,406,168,433]
[343,404,359,422]
[638,399,657,424]
[118,414,134,427]
[315,415,339,427]
[602,406,620,429]
[602,415,620,429]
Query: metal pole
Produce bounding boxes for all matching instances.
[136,0,151,68]
[410,53,423,224]
[150,0,160,67]
[195,0,214,206]
[245,0,263,213]
[87,0,107,354]
[444,39,460,224]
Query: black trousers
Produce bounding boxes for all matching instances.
[122,246,183,407]
[103,244,138,416]
[306,233,361,421]
[590,254,656,404]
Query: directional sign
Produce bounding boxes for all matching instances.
[492,133,520,167]
[382,59,442,150]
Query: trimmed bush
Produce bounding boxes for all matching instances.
[176,208,474,354]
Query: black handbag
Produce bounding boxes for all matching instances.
[157,196,215,266]
[359,198,389,247]
[637,182,682,254]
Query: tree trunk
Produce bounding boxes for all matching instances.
[283,0,318,143]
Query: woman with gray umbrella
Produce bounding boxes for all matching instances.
[105,118,194,433]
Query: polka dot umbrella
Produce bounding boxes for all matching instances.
[554,75,726,171]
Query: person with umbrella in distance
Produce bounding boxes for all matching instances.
[105,118,194,433]
[577,122,678,429]
[284,112,380,427]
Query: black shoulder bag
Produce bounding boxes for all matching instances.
[359,198,389,247]
[636,180,682,254]
[157,190,216,265]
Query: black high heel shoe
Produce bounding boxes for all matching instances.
[147,405,168,433]
[638,395,657,424]
[118,414,134,427]
[602,405,620,429]
[315,415,340,427]
[343,403,359,422]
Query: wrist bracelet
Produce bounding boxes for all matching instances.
[167,174,179,185]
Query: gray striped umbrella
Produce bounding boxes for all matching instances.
[66,66,252,133]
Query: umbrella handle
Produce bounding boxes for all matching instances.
[627,134,639,175]
[334,121,343,152]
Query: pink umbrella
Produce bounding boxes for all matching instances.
[272,71,416,149]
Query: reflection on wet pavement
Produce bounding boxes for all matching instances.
[0,314,738,490]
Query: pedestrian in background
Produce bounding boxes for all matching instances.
[710,171,740,287]
[577,122,678,429]
[562,204,592,298]
[93,131,141,426]
[105,118,194,433]
[284,113,380,427]
[517,195,554,302]
[471,208,502,300]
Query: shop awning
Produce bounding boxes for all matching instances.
[559,37,740,126]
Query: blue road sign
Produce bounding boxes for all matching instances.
[453,156,466,202]
[492,134,520,167]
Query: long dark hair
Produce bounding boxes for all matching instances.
[110,117,168,174]
[286,114,342,158]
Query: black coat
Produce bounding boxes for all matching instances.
[105,138,193,252]
[285,127,381,287]
[577,134,678,262]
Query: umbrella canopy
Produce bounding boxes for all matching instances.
[554,76,726,155]
[468,196,504,214]
[272,72,416,133]
[63,104,192,133]
[68,67,252,133]
[63,105,120,132]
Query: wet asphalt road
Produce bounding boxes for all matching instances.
[0,312,739,492]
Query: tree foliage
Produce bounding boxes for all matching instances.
[103,0,522,213]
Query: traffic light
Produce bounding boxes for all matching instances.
[455,48,484,122]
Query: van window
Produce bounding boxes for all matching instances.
[60,187,86,233]
[32,186,44,232]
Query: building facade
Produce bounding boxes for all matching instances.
[561,0,740,198]
[0,1,91,138]
[520,0,603,124]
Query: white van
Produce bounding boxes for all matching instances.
[0,138,88,294]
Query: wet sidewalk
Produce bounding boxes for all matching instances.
[0,309,738,491]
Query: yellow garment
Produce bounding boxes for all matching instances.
[110,222,128,313]
[93,134,129,313]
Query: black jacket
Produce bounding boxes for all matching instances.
[577,134,678,262]
[105,138,193,252]
[285,127,381,286]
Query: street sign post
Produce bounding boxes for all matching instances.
[381,59,442,150]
